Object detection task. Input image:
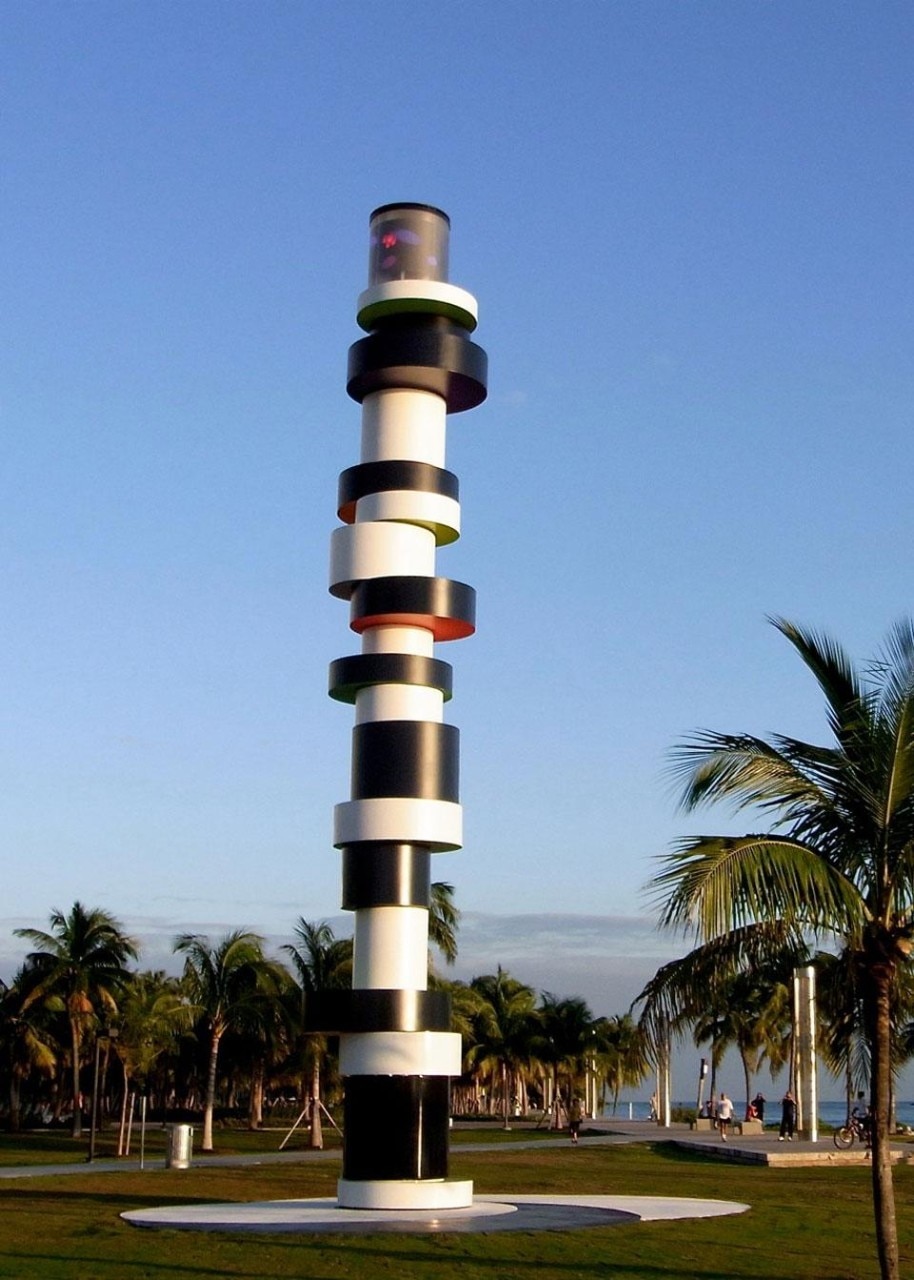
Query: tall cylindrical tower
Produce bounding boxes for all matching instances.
[310,204,487,1211]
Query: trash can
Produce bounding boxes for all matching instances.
[165,1123,193,1169]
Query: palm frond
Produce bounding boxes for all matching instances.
[769,618,868,747]
[651,833,863,941]
[669,731,831,817]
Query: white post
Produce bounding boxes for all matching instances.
[656,1027,672,1128]
[792,965,818,1142]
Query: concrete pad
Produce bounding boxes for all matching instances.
[485,1194,751,1221]
[122,1193,749,1235]
[668,1133,907,1167]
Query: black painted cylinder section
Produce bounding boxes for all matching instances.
[350,575,476,640]
[305,988,451,1034]
[342,844,431,908]
[343,1076,450,1181]
[351,720,459,801]
[338,460,458,523]
[329,653,453,703]
[347,319,488,412]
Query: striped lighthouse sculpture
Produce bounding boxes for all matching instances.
[311,204,487,1210]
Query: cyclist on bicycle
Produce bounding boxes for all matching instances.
[852,1092,872,1148]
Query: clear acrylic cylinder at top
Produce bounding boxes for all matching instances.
[368,203,450,285]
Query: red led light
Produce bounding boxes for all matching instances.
[381,232,398,249]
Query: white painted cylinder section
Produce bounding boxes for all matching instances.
[334,798,462,850]
[354,683,444,724]
[339,1031,463,1077]
[360,389,447,466]
[356,279,479,332]
[337,1178,474,1211]
[329,522,436,599]
[355,490,460,545]
[352,906,429,989]
[361,626,435,656]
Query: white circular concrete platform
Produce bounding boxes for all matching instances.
[122,1193,749,1235]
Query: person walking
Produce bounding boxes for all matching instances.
[751,1092,766,1123]
[569,1096,584,1145]
[779,1089,797,1141]
[717,1092,733,1141]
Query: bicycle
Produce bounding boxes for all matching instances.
[833,1114,871,1150]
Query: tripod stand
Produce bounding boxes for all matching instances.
[279,1099,342,1150]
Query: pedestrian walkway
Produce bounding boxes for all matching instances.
[0,1117,905,1180]
[592,1117,908,1167]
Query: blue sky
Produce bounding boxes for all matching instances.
[3,3,913,1093]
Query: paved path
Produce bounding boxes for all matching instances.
[0,1117,905,1179]
[594,1117,909,1166]
[0,1129,636,1181]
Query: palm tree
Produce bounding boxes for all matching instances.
[814,948,870,1119]
[15,904,137,1136]
[0,967,60,1132]
[538,994,596,1122]
[598,1014,650,1115]
[720,967,792,1116]
[818,949,914,1130]
[428,977,491,1114]
[469,968,539,1127]
[429,881,460,967]
[650,618,914,1280]
[113,970,192,1145]
[281,919,351,1149]
[174,930,285,1151]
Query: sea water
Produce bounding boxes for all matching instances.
[604,1099,914,1127]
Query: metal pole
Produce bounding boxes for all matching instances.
[696,1057,708,1115]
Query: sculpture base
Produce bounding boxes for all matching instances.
[122,1192,751,1234]
[337,1178,474,1210]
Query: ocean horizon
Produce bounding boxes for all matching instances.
[603,1099,914,1126]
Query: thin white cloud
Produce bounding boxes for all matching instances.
[0,909,681,1017]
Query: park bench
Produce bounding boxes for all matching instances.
[689,1117,764,1136]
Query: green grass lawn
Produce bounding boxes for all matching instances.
[0,1134,910,1279]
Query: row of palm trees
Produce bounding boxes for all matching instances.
[0,898,649,1154]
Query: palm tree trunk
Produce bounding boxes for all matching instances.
[309,1055,323,1149]
[100,1038,112,1122]
[739,1048,753,1121]
[9,1074,21,1134]
[117,1063,130,1157]
[248,1059,264,1130]
[551,1065,562,1130]
[866,960,899,1280]
[69,1017,83,1137]
[202,1028,222,1152]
